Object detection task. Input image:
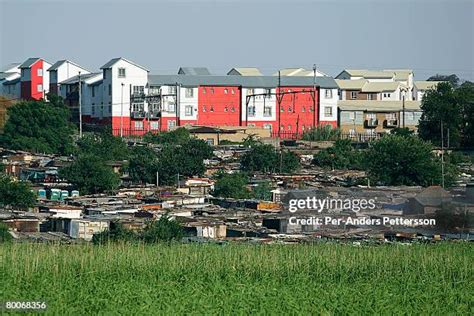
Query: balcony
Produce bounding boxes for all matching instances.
[131,93,145,102]
[364,119,379,128]
[149,110,162,120]
[131,111,146,119]
[384,119,398,128]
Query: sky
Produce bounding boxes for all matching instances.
[1,0,473,80]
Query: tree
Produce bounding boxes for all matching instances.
[241,144,278,173]
[457,81,474,147]
[280,151,300,173]
[59,155,120,194]
[0,174,36,209]
[141,215,184,243]
[302,125,341,141]
[212,172,251,199]
[127,146,158,184]
[418,82,462,147]
[435,203,472,233]
[76,132,129,161]
[365,135,458,187]
[428,74,460,88]
[92,222,137,245]
[390,127,414,137]
[312,139,364,170]
[0,100,75,154]
[143,127,191,145]
[252,180,272,201]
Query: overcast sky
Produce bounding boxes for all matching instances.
[1,0,473,80]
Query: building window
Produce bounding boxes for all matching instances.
[185,88,193,98]
[247,88,254,95]
[210,88,214,94]
[231,106,235,113]
[301,106,306,113]
[169,86,177,94]
[366,113,376,120]
[92,86,95,97]
[168,120,176,130]
[202,88,206,94]
[265,89,272,97]
[386,113,396,120]
[150,121,159,130]
[202,105,207,112]
[367,94,374,100]
[118,68,126,78]
[231,89,235,94]
[248,106,256,117]
[263,124,272,131]
[92,104,95,115]
[37,84,43,92]
[324,106,333,116]
[37,69,43,77]
[280,107,284,112]
[133,86,144,94]
[134,121,144,130]
[108,84,111,96]
[309,106,314,113]
[264,106,272,117]
[349,112,355,120]
[351,91,357,99]
[248,123,256,127]
[185,105,193,116]
[210,106,214,112]
[224,88,228,94]
[288,124,292,131]
[325,89,332,99]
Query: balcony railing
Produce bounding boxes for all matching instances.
[384,119,398,128]
[148,110,161,120]
[131,111,146,119]
[364,119,378,128]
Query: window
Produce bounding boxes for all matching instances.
[231,89,235,94]
[248,106,256,117]
[150,121,159,130]
[92,104,95,115]
[264,106,272,117]
[37,84,43,92]
[309,106,314,113]
[206,138,215,146]
[118,68,126,78]
[210,88,214,94]
[224,88,228,94]
[231,106,235,113]
[168,120,176,130]
[302,125,305,132]
[108,84,111,96]
[169,86,177,94]
[367,94,374,100]
[224,106,228,112]
[351,91,357,99]
[265,89,272,97]
[248,123,256,127]
[349,112,355,120]
[247,88,254,95]
[92,86,95,97]
[366,113,376,120]
[263,124,272,131]
[325,89,332,99]
[134,121,144,130]
[132,103,144,112]
[185,88,193,98]
[385,113,396,120]
[133,86,144,94]
[288,124,292,131]
[301,106,306,113]
[202,105,207,112]
[324,106,333,116]
[202,88,207,94]
[210,106,214,112]
[383,93,392,98]
[288,106,293,112]
[280,107,284,112]
[37,69,43,76]
[185,105,193,116]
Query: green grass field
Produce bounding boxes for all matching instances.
[1,242,472,315]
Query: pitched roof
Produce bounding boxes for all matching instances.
[19,58,42,69]
[48,59,89,72]
[340,69,395,79]
[336,79,367,90]
[361,82,402,92]
[338,100,421,112]
[227,68,262,76]
[273,68,328,77]
[414,186,452,206]
[0,72,20,81]
[414,81,440,91]
[148,75,339,89]
[59,73,102,85]
[100,57,149,71]
[385,69,413,81]
[178,67,211,75]
[1,63,21,73]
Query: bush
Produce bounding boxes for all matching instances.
[92,222,137,245]
[142,215,184,243]
[0,174,36,209]
[240,144,300,173]
[312,139,365,170]
[0,222,12,243]
[302,125,341,141]
[212,172,251,199]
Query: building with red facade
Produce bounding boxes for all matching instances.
[19,58,51,100]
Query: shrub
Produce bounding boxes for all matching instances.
[0,222,12,243]
[142,215,184,243]
[302,125,341,141]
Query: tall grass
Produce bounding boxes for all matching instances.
[1,243,472,315]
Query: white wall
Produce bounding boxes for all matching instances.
[179,86,198,121]
[241,87,276,123]
[319,88,338,122]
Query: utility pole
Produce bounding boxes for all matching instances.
[441,120,445,188]
[278,71,281,138]
[402,91,406,128]
[156,171,159,187]
[120,83,124,137]
[177,173,180,189]
[78,71,82,138]
[313,64,317,128]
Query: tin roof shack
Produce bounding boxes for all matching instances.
[405,186,452,215]
[177,178,214,196]
[184,221,227,239]
[40,205,83,219]
[3,218,40,232]
[69,219,109,241]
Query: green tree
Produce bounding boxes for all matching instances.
[141,215,184,243]
[280,151,300,173]
[143,127,191,145]
[0,174,36,209]
[435,203,472,233]
[418,82,462,147]
[76,132,129,161]
[312,139,364,170]
[302,125,341,141]
[252,180,272,201]
[365,135,458,186]
[391,127,414,137]
[0,100,75,154]
[92,222,137,245]
[457,81,474,147]
[128,146,158,184]
[59,155,120,194]
[212,172,251,199]
[241,144,300,173]
[0,222,12,243]
[428,74,460,88]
